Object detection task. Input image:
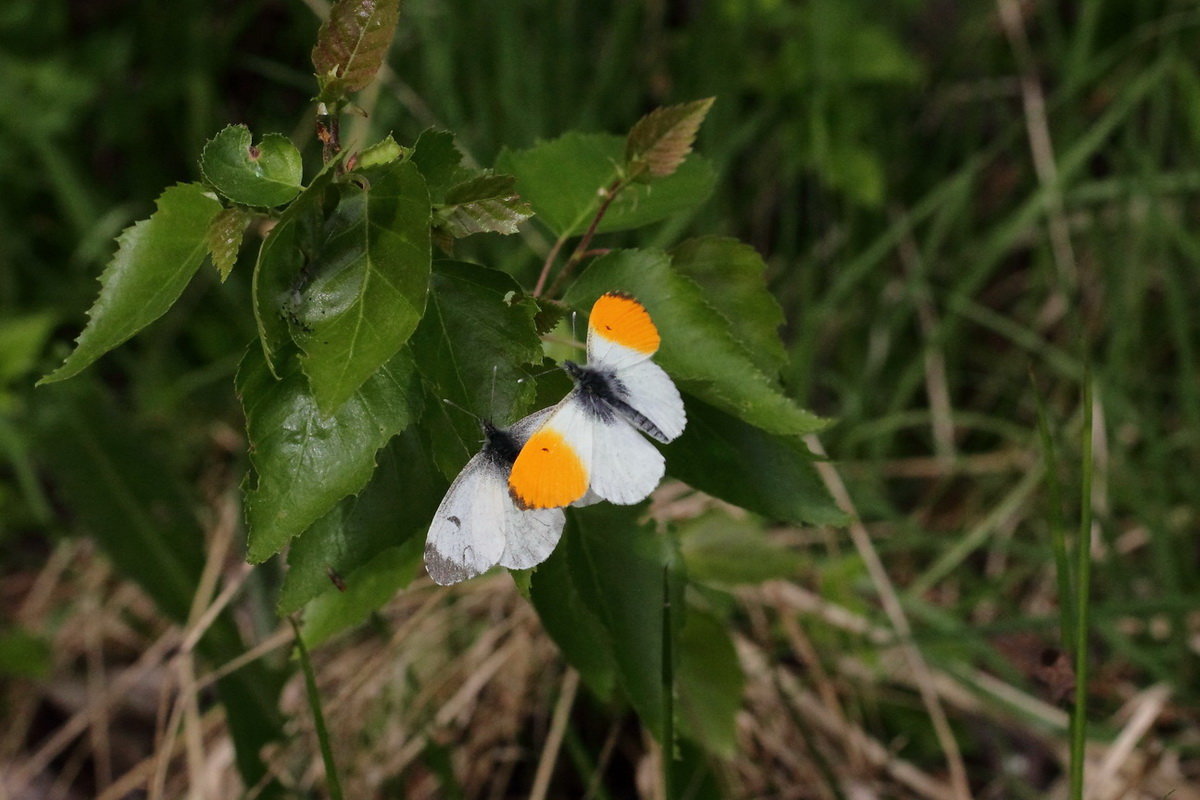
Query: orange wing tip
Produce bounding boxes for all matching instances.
[588,292,660,355]
[508,429,589,509]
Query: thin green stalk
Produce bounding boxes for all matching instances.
[1029,369,1074,650]
[564,724,616,800]
[1068,364,1094,800]
[290,617,344,800]
[661,563,675,800]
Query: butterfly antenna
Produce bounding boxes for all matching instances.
[516,365,559,384]
[489,364,498,415]
[441,397,481,423]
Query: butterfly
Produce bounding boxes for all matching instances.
[424,407,566,585]
[508,292,686,509]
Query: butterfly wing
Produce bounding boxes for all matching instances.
[506,405,556,442]
[585,293,685,443]
[497,406,567,568]
[586,292,661,370]
[587,414,665,505]
[424,455,508,585]
[498,502,566,569]
[508,395,594,509]
[612,359,686,443]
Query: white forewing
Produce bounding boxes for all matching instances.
[507,406,556,443]
[614,359,686,442]
[498,502,565,569]
[424,458,508,585]
[541,393,596,476]
[496,403,567,570]
[588,417,665,505]
[587,331,652,372]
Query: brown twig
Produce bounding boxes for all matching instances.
[533,233,570,298]
[535,176,627,299]
[316,102,341,164]
[529,669,580,800]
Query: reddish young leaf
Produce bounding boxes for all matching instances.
[625,97,715,179]
[311,0,401,101]
[207,207,250,282]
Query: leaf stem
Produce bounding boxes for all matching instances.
[536,176,626,299]
[533,233,570,298]
[316,102,342,164]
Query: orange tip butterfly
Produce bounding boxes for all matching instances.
[508,292,686,509]
[425,407,566,585]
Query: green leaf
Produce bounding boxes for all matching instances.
[251,154,344,376]
[670,236,787,376]
[529,517,617,700]
[0,627,51,679]
[497,133,715,237]
[565,249,828,436]
[409,261,543,477]
[311,0,401,100]
[40,183,222,384]
[626,97,714,179]
[200,125,303,207]
[237,344,423,564]
[677,511,805,585]
[567,504,678,742]
[302,539,423,647]
[666,395,846,526]
[677,608,743,758]
[357,133,407,169]
[293,159,431,413]
[821,139,885,208]
[279,429,443,614]
[437,174,533,237]
[0,312,56,384]
[207,207,250,282]
[410,128,471,202]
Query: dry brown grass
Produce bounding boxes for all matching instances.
[2,471,1197,799]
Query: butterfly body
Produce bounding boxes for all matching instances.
[562,360,670,443]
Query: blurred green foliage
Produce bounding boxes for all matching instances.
[3,0,1200,794]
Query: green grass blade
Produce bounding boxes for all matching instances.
[662,563,676,799]
[1030,369,1075,650]
[1068,362,1094,800]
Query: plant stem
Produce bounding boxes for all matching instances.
[536,177,626,299]
[533,233,570,297]
[1030,368,1074,650]
[1068,363,1094,800]
[316,102,341,163]
[661,563,675,800]
[290,617,344,800]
